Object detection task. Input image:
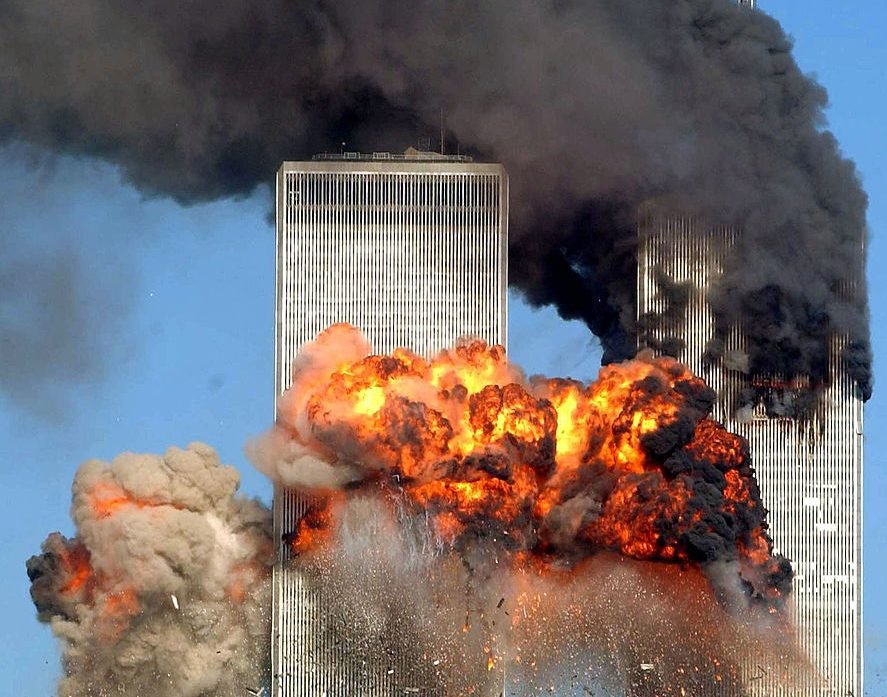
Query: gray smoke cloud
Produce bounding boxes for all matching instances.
[0,228,101,411]
[0,146,132,416]
[26,443,272,697]
[0,0,870,404]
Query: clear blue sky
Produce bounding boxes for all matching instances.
[1,1,884,694]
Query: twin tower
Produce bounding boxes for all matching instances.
[272,153,861,696]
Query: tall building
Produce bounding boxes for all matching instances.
[273,151,508,696]
[636,203,863,696]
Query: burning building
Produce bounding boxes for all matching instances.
[264,153,798,697]
[637,203,863,696]
[16,0,871,694]
[270,152,508,696]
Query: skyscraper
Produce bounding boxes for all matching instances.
[273,151,508,696]
[636,203,863,696]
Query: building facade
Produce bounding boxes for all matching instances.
[636,204,863,696]
[273,153,508,696]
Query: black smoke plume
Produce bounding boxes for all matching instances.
[0,0,870,399]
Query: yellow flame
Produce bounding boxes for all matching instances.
[352,386,385,415]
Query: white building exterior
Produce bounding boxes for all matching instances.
[273,154,508,696]
[636,204,863,696]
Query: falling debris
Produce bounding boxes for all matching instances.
[240,326,806,695]
[29,334,808,696]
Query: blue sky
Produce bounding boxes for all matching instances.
[1,1,885,694]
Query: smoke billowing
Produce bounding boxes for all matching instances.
[0,0,871,402]
[29,329,813,695]
[26,443,272,697]
[251,324,792,602]
[241,325,804,694]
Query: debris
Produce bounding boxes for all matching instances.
[496,597,505,609]
[750,664,769,681]
[170,594,179,610]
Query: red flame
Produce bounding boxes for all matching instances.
[278,325,790,606]
[286,500,335,556]
[96,588,140,641]
[57,540,95,600]
[88,482,151,518]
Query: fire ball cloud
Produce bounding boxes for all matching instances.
[26,444,273,697]
[29,328,798,696]
[250,324,792,606]
[0,0,871,403]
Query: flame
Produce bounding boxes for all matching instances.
[87,482,172,519]
[89,482,143,518]
[279,325,790,606]
[57,540,95,598]
[97,588,140,641]
[103,587,139,618]
[286,500,334,555]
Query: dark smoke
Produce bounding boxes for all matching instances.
[0,0,870,399]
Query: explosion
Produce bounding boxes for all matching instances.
[30,326,801,696]
[27,444,273,697]
[253,323,792,606]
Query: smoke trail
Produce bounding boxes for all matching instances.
[26,443,272,697]
[0,0,871,400]
[0,227,106,413]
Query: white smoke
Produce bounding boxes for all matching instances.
[28,443,273,697]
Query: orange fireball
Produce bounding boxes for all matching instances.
[278,325,791,607]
